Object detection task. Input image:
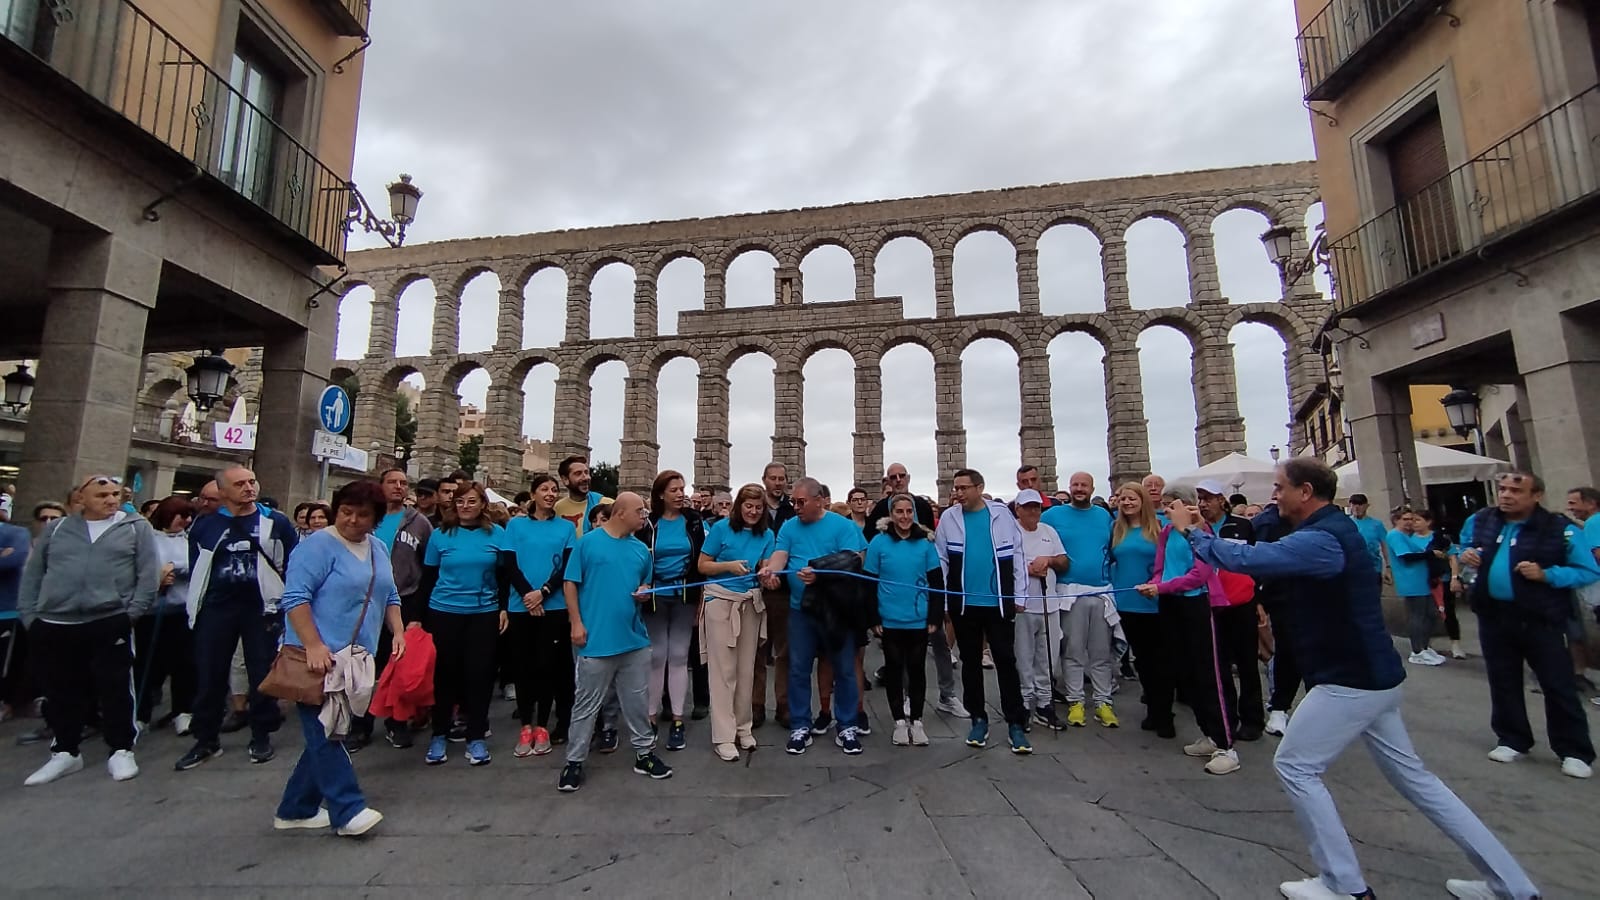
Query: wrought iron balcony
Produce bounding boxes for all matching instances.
[1297,0,1446,102]
[0,0,351,265]
[1326,85,1600,317]
[309,0,370,38]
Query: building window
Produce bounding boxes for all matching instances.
[1385,104,1461,275]
[219,44,286,207]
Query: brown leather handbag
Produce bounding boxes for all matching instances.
[259,552,377,705]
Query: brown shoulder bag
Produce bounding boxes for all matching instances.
[259,550,377,705]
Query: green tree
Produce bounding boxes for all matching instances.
[458,434,482,475]
[394,394,417,462]
[590,461,619,498]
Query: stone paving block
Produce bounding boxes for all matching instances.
[1072,854,1214,898]
[1124,813,1310,894]
[930,814,1093,898]
[993,782,1158,860]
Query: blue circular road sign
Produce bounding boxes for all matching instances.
[318,385,352,433]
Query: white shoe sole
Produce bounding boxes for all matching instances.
[274,811,331,830]
[336,810,383,836]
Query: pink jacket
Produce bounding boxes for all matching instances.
[1151,525,1229,607]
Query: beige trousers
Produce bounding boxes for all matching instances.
[702,584,766,746]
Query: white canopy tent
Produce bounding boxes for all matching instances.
[1169,452,1280,503]
[1334,442,1507,495]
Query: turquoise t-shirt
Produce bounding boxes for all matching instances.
[1158,529,1205,597]
[1385,529,1432,596]
[504,515,578,612]
[1486,522,1524,601]
[1039,503,1114,587]
[1585,514,1600,551]
[373,510,404,551]
[652,515,692,597]
[563,529,652,658]
[776,511,867,610]
[423,524,504,614]
[1110,529,1159,614]
[962,508,998,608]
[864,532,940,629]
[701,518,774,593]
[1352,515,1388,570]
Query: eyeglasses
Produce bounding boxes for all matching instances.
[887,473,909,481]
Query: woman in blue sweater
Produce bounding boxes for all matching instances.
[1108,482,1171,737]
[504,474,578,757]
[864,493,945,748]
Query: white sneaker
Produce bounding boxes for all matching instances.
[1279,876,1354,899]
[936,695,970,718]
[1560,757,1593,779]
[336,807,384,836]
[1422,648,1447,664]
[1486,745,1524,764]
[274,808,332,830]
[910,720,929,746]
[107,749,139,781]
[1445,880,1497,900]
[1183,736,1219,758]
[1408,651,1444,667]
[1204,749,1240,775]
[502,684,517,702]
[1591,696,1600,709]
[25,751,83,786]
[891,720,910,746]
[1265,710,1289,736]
[174,713,193,736]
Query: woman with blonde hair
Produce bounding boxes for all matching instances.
[696,483,773,761]
[1108,482,1172,738]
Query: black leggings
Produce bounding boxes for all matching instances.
[508,609,575,731]
[1120,611,1173,726]
[428,610,500,741]
[1159,593,1232,750]
[880,628,929,722]
[133,610,194,723]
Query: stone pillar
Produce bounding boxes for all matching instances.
[1016,240,1041,315]
[255,328,334,501]
[1345,373,1423,513]
[1284,342,1321,441]
[481,382,525,489]
[430,285,460,355]
[411,381,458,479]
[1017,350,1057,488]
[775,266,801,306]
[633,272,658,338]
[20,234,158,516]
[566,274,590,342]
[933,355,966,500]
[854,252,875,301]
[148,462,176,501]
[771,361,806,477]
[703,267,726,312]
[367,286,399,358]
[694,366,732,493]
[1513,315,1600,496]
[619,376,661,493]
[933,250,956,318]
[551,375,593,461]
[853,361,884,491]
[352,386,395,467]
[1192,340,1247,463]
[1102,237,1130,310]
[495,287,523,351]
[1104,342,1151,485]
[1185,230,1220,304]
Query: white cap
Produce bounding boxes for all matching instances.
[1014,489,1044,506]
[1194,479,1228,497]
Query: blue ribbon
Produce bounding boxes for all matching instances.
[639,567,1139,602]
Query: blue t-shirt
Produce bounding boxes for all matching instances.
[1040,503,1114,587]
[423,524,504,614]
[1587,515,1600,551]
[504,515,578,612]
[776,511,867,610]
[652,515,692,596]
[1353,515,1388,570]
[864,532,940,629]
[1158,529,1205,597]
[962,508,998,608]
[563,529,652,658]
[1486,522,1524,602]
[701,519,774,593]
[279,530,402,654]
[373,511,404,551]
[189,505,298,607]
[1110,529,1159,614]
[1385,530,1432,597]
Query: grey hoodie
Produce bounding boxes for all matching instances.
[387,507,432,597]
[18,513,161,627]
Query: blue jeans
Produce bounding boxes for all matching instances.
[786,608,858,732]
[191,595,282,746]
[277,703,366,828]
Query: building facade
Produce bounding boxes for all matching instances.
[1295,0,1600,510]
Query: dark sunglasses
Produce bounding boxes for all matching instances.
[79,475,123,490]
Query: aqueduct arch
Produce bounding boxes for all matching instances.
[340,162,1322,497]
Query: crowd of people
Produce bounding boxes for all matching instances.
[1,452,1597,895]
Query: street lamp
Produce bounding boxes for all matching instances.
[345,173,423,248]
[185,349,235,412]
[3,363,35,413]
[1269,445,1281,462]
[1260,224,1329,289]
[1440,386,1481,438]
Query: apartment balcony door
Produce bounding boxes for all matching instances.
[219,46,284,209]
[1388,107,1461,275]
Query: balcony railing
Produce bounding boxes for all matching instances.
[0,0,350,264]
[310,0,370,37]
[1327,85,1600,316]
[1297,0,1439,101]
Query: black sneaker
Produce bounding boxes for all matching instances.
[1033,706,1065,732]
[856,710,871,736]
[551,726,569,746]
[690,704,709,721]
[219,710,248,734]
[175,743,222,771]
[810,711,833,735]
[752,707,767,729]
[835,726,863,755]
[785,729,813,755]
[666,720,686,751]
[1051,689,1069,706]
[1236,724,1264,742]
[15,725,51,746]
[345,730,371,754]
[386,724,414,749]
[633,752,673,780]
[448,720,468,743]
[1120,656,1138,680]
[596,728,619,754]
[557,762,584,792]
[248,738,275,764]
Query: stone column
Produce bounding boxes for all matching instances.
[411,379,459,479]
[494,287,523,351]
[775,265,801,306]
[694,366,732,494]
[703,266,726,312]
[551,374,593,461]
[565,273,591,342]
[366,285,399,358]
[1102,237,1130,310]
[633,272,658,338]
[1514,315,1600,496]
[1016,239,1041,315]
[771,361,806,477]
[1284,341,1321,440]
[933,250,956,318]
[1103,342,1151,485]
[430,285,460,355]
[255,328,334,501]
[480,382,525,489]
[1192,340,1247,463]
[1345,373,1423,513]
[619,375,661,493]
[19,234,158,517]
[853,361,884,491]
[933,354,966,500]
[352,386,394,467]
[1017,350,1057,488]
[1185,229,1220,304]
[854,252,875,301]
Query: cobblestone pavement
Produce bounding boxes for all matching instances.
[3,620,1596,897]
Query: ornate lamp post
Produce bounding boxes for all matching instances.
[3,364,35,414]
[185,349,234,412]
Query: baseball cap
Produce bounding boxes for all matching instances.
[415,478,440,496]
[1014,489,1043,506]
[1194,479,1228,497]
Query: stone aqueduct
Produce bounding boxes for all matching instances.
[335,162,1324,497]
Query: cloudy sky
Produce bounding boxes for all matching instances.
[335,1,1324,499]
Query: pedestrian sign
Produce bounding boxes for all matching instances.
[318,385,351,433]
